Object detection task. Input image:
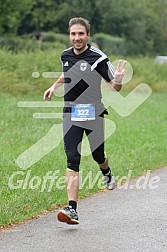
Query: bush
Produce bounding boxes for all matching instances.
[0,37,39,52]
[0,36,67,52]
[93,33,126,56]
[42,32,70,47]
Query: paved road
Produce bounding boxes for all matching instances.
[1,167,167,252]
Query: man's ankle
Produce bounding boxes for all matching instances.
[100,166,112,183]
[69,200,77,211]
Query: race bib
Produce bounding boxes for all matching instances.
[71,104,95,121]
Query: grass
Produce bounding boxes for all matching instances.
[0,91,166,227]
[0,48,167,227]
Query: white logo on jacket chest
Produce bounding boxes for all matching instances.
[80,63,87,71]
[64,61,69,66]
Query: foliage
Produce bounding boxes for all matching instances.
[42,32,70,47]
[0,0,167,55]
[93,33,126,56]
[0,36,66,52]
[0,49,167,97]
[0,0,35,35]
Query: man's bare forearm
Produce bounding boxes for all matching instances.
[43,73,64,100]
[52,73,64,90]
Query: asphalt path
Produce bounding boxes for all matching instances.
[1,167,167,252]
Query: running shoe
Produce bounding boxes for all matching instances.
[57,206,79,225]
[104,175,116,190]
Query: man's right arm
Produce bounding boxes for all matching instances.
[43,73,64,100]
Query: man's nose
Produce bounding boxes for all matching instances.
[74,34,80,40]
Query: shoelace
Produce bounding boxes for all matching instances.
[63,206,76,214]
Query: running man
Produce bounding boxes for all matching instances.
[43,17,126,225]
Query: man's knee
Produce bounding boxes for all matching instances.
[67,151,80,172]
[92,147,108,165]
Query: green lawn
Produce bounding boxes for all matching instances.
[0,91,167,227]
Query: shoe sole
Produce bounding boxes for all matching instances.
[57,211,79,225]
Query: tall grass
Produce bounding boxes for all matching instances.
[0,48,63,95]
[125,57,167,92]
[0,49,167,96]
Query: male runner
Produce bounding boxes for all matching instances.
[44,17,126,224]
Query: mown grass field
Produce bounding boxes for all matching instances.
[0,48,167,227]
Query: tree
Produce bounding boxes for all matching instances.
[18,0,101,35]
[1,0,167,55]
[96,0,167,55]
[0,0,34,35]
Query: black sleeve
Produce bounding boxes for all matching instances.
[95,58,115,82]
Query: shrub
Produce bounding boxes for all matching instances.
[0,37,39,52]
[0,36,67,52]
[93,33,126,56]
[42,32,70,47]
